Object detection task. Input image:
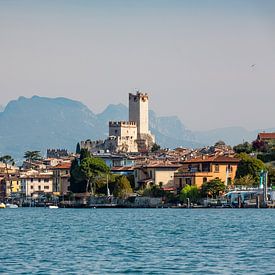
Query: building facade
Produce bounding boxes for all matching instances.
[52,162,71,196]
[174,155,239,189]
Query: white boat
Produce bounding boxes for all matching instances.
[6,204,18,208]
[49,205,59,209]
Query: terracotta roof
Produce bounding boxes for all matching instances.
[53,162,71,169]
[111,166,135,171]
[183,155,239,164]
[258,132,275,140]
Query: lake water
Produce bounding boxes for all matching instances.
[0,208,274,274]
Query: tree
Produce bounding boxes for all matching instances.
[201,178,226,198]
[76,142,81,154]
[252,140,269,153]
[151,143,161,152]
[0,155,14,196]
[234,174,255,187]
[236,153,266,184]
[70,158,86,193]
[214,140,226,147]
[113,176,133,198]
[80,157,110,194]
[79,148,91,161]
[24,150,41,169]
[180,185,200,203]
[233,142,253,154]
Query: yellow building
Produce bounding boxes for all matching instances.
[134,162,181,189]
[174,155,239,189]
[52,162,71,196]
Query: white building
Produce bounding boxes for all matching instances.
[20,171,53,197]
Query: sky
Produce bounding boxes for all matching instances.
[0,0,275,131]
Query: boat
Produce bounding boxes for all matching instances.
[6,204,18,208]
[48,205,59,209]
[0,203,6,209]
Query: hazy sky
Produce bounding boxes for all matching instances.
[0,0,275,130]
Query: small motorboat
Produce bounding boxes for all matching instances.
[48,205,59,209]
[0,203,6,209]
[6,204,19,208]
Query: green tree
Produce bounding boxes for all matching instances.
[79,148,91,161]
[180,185,200,203]
[233,142,253,154]
[70,158,86,193]
[201,178,226,198]
[151,143,161,152]
[80,157,110,194]
[214,140,226,147]
[234,174,255,187]
[236,153,266,184]
[0,155,14,196]
[113,176,133,198]
[76,142,81,154]
[24,150,41,169]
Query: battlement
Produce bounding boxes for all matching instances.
[109,121,137,127]
[129,91,148,101]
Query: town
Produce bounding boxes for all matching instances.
[1,91,275,208]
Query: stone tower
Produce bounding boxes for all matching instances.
[129,92,149,135]
[129,91,155,152]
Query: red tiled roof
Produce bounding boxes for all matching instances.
[111,166,135,171]
[258,132,275,140]
[53,162,71,169]
[184,155,239,164]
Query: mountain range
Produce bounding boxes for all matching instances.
[0,96,273,161]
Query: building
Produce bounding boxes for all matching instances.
[47,149,69,158]
[52,162,71,195]
[79,91,155,154]
[257,132,275,143]
[128,92,155,152]
[134,161,181,189]
[108,121,138,152]
[174,155,239,189]
[20,172,53,197]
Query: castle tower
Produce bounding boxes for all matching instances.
[129,92,149,135]
[129,91,155,152]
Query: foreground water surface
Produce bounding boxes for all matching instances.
[0,208,274,274]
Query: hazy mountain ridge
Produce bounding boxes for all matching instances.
[0,96,273,160]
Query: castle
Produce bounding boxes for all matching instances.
[80,91,155,153]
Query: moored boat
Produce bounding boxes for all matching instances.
[6,203,19,208]
[0,203,6,208]
[49,205,59,209]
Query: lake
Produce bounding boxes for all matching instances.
[0,208,274,274]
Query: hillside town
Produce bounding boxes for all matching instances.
[1,92,275,208]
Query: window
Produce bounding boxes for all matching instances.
[214,164,219,172]
[44,186,49,190]
[30,185,33,189]
[38,186,41,191]
[227,165,232,173]
[44,179,49,182]
[203,177,207,183]
[30,178,33,182]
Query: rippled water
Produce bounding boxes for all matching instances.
[0,208,274,274]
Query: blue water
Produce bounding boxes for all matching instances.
[0,209,274,274]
